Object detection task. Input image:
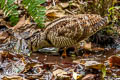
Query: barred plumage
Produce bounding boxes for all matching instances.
[43,14,108,48]
[16,14,109,53]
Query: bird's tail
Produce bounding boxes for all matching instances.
[91,16,109,33]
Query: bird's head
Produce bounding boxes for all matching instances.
[25,32,52,52]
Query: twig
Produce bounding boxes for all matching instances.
[65,9,75,15]
[52,0,56,6]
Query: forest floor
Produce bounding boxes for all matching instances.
[0,0,120,80]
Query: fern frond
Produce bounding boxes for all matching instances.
[0,0,19,26]
[22,0,46,28]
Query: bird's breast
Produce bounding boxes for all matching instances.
[47,32,77,47]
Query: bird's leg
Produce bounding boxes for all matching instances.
[74,46,78,56]
[62,47,67,58]
[74,41,86,56]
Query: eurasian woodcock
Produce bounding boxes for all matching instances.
[24,14,109,56]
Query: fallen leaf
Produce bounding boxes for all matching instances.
[73,71,83,80]
[92,47,105,51]
[58,2,69,8]
[2,76,27,80]
[0,51,26,75]
[12,15,26,30]
[83,42,92,50]
[53,69,68,77]
[108,55,120,67]
[78,41,92,50]
[0,18,12,28]
[82,74,96,80]
[46,10,65,18]
[46,5,65,19]
[0,32,9,41]
[84,61,105,70]
[22,63,42,73]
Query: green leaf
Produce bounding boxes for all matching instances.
[22,0,31,6]
[35,0,46,4]
[0,0,5,8]
[10,15,19,25]
[0,0,19,26]
[101,66,106,78]
[22,0,46,28]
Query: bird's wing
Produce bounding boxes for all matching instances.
[45,16,83,40]
[45,14,103,41]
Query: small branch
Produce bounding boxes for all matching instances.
[65,9,75,15]
[52,0,56,6]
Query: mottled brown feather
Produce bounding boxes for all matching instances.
[44,14,108,47]
[20,14,108,52]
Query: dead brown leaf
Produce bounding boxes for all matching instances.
[2,76,27,80]
[22,62,41,73]
[12,15,26,30]
[108,55,120,67]
[0,19,12,28]
[84,61,105,70]
[0,51,26,75]
[82,74,96,80]
[82,42,92,50]
[58,2,69,8]
[0,31,9,41]
[53,69,68,78]
[46,5,65,19]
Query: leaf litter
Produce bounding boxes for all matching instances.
[0,0,120,80]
